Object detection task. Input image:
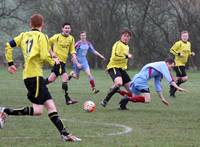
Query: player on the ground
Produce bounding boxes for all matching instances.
[0,14,81,142]
[101,28,133,107]
[169,31,195,97]
[45,22,81,105]
[118,58,187,110]
[68,31,105,94]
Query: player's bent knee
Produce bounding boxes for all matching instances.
[44,100,57,113]
[144,96,151,103]
[115,82,123,87]
[33,109,43,116]
[182,77,188,82]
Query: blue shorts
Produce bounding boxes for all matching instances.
[72,62,90,75]
[130,82,150,95]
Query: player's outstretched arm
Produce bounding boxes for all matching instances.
[94,51,105,61]
[171,81,188,92]
[157,91,170,106]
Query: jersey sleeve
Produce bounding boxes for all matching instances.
[39,34,54,66]
[5,33,24,65]
[49,34,57,51]
[170,41,181,56]
[69,36,76,55]
[88,42,96,53]
[154,76,162,92]
[161,64,174,84]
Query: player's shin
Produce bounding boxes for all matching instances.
[62,82,69,102]
[62,82,78,105]
[4,106,34,115]
[89,78,95,90]
[171,79,185,96]
[128,96,145,103]
[117,90,132,97]
[48,112,70,136]
[103,85,120,103]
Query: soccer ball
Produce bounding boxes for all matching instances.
[83,100,96,112]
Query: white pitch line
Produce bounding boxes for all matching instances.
[63,119,133,137]
[0,119,133,140]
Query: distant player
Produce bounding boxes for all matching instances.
[0,14,81,142]
[45,22,81,105]
[118,58,187,110]
[68,31,105,94]
[169,31,195,97]
[101,28,133,107]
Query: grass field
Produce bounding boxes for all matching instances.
[0,68,200,147]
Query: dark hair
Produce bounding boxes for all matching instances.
[181,30,189,34]
[165,57,175,64]
[62,22,71,28]
[30,14,44,28]
[80,31,87,35]
[120,28,132,37]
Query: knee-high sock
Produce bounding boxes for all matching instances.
[128,96,145,103]
[4,106,34,115]
[173,79,185,94]
[104,86,120,102]
[89,77,95,89]
[117,90,132,97]
[62,82,71,102]
[48,112,69,136]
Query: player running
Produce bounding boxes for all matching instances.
[101,28,133,107]
[68,31,105,94]
[0,14,81,142]
[169,30,195,97]
[45,22,81,105]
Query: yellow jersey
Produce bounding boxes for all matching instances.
[49,33,76,63]
[170,40,192,66]
[5,29,54,79]
[107,40,129,70]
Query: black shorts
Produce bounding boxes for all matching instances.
[173,66,187,77]
[107,68,131,85]
[51,62,66,77]
[24,77,52,105]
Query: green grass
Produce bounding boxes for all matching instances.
[0,68,200,147]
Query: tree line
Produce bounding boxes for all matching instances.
[0,0,199,69]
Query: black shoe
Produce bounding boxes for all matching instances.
[118,107,129,110]
[170,94,176,98]
[100,100,107,107]
[169,85,176,97]
[119,97,129,110]
[68,75,72,81]
[66,98,78,105]
[92,88,100,94]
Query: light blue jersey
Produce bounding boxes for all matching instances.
[130,61,174,95]
[73,40,96,74]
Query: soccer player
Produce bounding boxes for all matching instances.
[169,31,195,97]
[118,58,187,110]
[0,14,81,142]
[45,22,81,105]
[101,28,133,107]
[68,31,105,94]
